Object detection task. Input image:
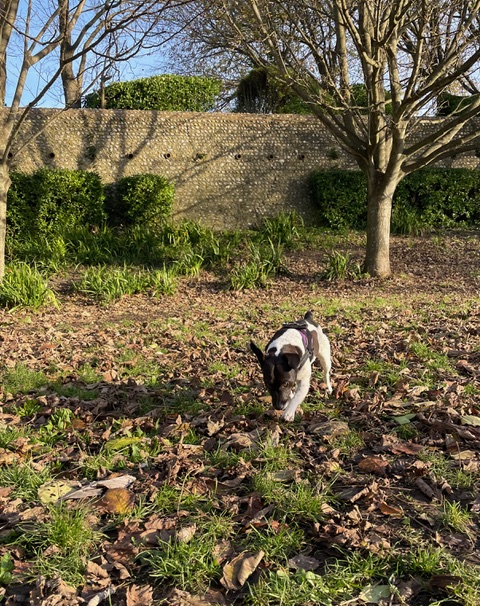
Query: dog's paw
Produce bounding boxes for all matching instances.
[281,410,296,422]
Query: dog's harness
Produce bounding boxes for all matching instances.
[267,319,315,370]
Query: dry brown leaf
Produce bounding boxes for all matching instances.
[98,488,135,514]
[221,551,264,590]
[126,584,153,606]
[379,502,404,517]
[176,524,197,544]
[357,456,389,476]
[288,553,320,571]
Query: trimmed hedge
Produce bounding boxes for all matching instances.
[310,170,367,230]
[311,168,480,233]
[107,174,174,228]
[85,75,222,111]
[7,169,106,235]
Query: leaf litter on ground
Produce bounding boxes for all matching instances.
[0,231,479,605]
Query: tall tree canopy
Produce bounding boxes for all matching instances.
[171,0,480,276]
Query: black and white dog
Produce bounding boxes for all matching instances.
[250,311,332,421]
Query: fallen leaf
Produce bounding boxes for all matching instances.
[460,415,480,427]
[97,475,137,489]
[379,502,404,517]
[357,456,389,476]
[450,450,477,460]
[126,584,153,606]
[38,480,78,504]
[358,583,391,603]
[221,551,264,590]
[176,524,197,544]
[98,488,135,514]
[288,553,320,571]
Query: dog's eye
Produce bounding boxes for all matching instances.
[281,381,292,388]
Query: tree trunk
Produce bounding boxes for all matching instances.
[61,64,83,108]
[363,173,399,278]
[0,163,11,280]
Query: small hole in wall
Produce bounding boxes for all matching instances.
[127,153,134,159]
[234,153,242,159]
[298,154,305,160]
[195,152,206,160]
[49,152,55,159]
[268,154,274,160]
[164,153,171,159]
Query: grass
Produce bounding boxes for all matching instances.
[16,503,102,586]
[145,514,234,593]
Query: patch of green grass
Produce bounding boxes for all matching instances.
[0,262,59,310]
[255,435,299,472]
[252,474,329,521]
[79,448,130,481]
[329,428,365,456]
[145,514,233,593]
[0,425,32,448]
[0,463,52,503]
[155,483,215,515]
[420,449,478,490]
[440,500,474,535]
[52,382,99,400]
[242,523,304,563]
[320,251,362,281]
[1,363,49,395]
[74,264,177,303]
[15,503,102,586]
[409,341,455,374]
[248,544,480,606]
[363,358,409,389]
[76,363,103,384]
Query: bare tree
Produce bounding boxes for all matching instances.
[0,0,181,278]
[58,0,178,107]
[179,0,480,276]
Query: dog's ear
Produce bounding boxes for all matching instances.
[250,341,265,366]
[282,344,301,370]
[304,310,313,322]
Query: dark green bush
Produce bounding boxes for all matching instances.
[108,174,174,228]
[311,168,480,232]
[393,168,480,231]
[310,170,367,229]
[7,169,106,236]
[436,92,480,116]
[84,75,222,111]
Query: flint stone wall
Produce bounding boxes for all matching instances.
[8,109,480,229]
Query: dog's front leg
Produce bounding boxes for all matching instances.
[282,369,311,422]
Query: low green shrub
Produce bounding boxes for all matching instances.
[393,168,480,229]
[310,170,367,230]
[311,168,480,233]
[107,174,174,228]
[7,169,106,236]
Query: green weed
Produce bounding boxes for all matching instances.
[0,262,59,310]
[320,251,362,281]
